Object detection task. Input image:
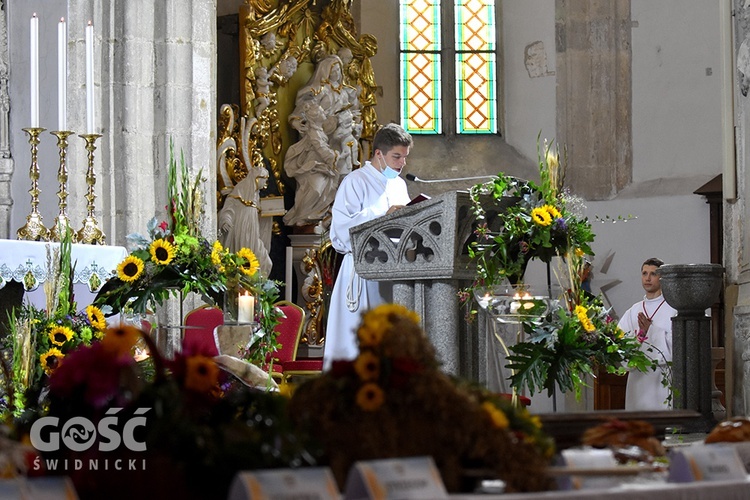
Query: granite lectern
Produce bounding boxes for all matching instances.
[350,190,505,380]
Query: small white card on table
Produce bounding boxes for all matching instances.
[228,467,340,500]
[344,456,448,499]
[668,443,748,482]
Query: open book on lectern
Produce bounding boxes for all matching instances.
[406,193,431,206]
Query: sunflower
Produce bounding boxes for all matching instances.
[48,325,75,346]
[357,322,385,347]
[355,382,385,411]
[184,355,220,393]
[211,241,225,270]
[530,207,552,227]
[575,306,596,333]
[40,348,64,375]
[237,248,260,276]
[86,304,107,331]
[101,325,141,356]
[482,401,509,429]
[545,204,562,220]
[354,351,380,381]
[149,238,176,265]
[117,255,145,283]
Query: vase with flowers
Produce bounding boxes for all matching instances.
[19,325,313,499]
[464,135,661,399]
[2,224,107,417]
[93,141,282,367]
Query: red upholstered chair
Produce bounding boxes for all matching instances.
[265,301,306,383]
[281,310,324,381]
[183,305,223,357]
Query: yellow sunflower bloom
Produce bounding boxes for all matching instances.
[544,205,562,219]
[184,356,220,393]
[581,317,596,333]
[237,248,260,276]
[356,382,385,411]
[40,348,64,375]
[357,323,385,347]
[101,325,141,356]
[211,241,224,268]
[482,401,510,429]
[48,325,75,346]
[531,207,552,226]
[86,305,107,331]
[354,351,380,381]
[149,238,176,265]
[117,255,145,283]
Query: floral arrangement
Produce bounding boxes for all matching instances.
[93,142,282,366]
[94,143,226,314]
[466,137,594,289]
[465,137,662,400]
[21,326,313,500]
[2,228,107,416]
[507,285,659,399]
[288,304,556,493]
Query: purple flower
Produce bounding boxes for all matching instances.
[554,218,567,231]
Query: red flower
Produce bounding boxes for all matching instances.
[48,342,135,409]
[329,360,356,378]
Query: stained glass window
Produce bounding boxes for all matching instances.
[400,0,497,135]
[400,0,442,134]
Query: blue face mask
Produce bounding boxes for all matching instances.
[378,154,400,179]
[382,166,400,179]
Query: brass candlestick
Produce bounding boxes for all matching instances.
[49,130,75,242]
[17,127,49,241]
[76,133,106,245]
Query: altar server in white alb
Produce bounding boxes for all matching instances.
[617,257,677,410]
[323,123,412,370]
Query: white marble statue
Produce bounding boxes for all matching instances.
[283,102,340,228]
[218,165,273,276]
[285,54,361,229]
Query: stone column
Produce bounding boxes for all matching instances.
[0,0,12,239]
[659,264,723,428]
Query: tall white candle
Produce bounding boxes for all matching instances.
[238,293,255,323]
[30,14,39,128]
[85,21,95,134]
[58,18,67,131]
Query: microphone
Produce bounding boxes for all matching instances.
[405,173,497,183]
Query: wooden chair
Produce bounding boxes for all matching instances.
[182,305,223,357]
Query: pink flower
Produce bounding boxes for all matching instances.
[158,220,168,232]
[48,342,136,409]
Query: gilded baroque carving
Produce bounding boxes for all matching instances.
[300,247,325,345]
[228,0,381,347]
[237,0,379,195]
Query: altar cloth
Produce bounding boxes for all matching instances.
[0,239,128,311]
[0,239,127,292]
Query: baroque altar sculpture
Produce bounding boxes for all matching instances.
[218,0,382,348]
[283,54,359,230]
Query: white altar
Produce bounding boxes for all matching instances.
[0,239,127,310]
